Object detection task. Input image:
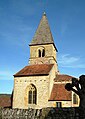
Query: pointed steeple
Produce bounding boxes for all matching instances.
[30,12,57,51]
[43,12,46,16]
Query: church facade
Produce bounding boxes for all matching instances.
[13,13,79,109]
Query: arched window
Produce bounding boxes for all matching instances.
[29,90,32,104]
[38,48,45,57]
[42,49,45,57]
[38,50,41,57]
[28,84,37,104]
[73,93,78,104]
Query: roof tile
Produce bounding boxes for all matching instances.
[29,13,57,51]
[30,13,54,45]
[54,74,75,82]
[14,64,54,77]
[49,84,71,101]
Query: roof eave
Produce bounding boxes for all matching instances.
[29,43,58,52]
[13,73,49,77]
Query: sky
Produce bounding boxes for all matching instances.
[0,0,85,94]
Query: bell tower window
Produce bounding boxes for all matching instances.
[38,47,45,57]
[42,49,45,57]
[39,50,41,57]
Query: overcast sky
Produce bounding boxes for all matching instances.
[0,0,85,94]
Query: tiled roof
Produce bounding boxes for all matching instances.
[29,13,57,51]
[14,64,54,77]
[54,74,75,82]
[49,84,71,101]
[0,94,12,107]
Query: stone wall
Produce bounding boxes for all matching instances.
[13,75,51,109]
[29,44,57,63]
[0,107,85,119]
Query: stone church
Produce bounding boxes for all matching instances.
[13,13,79,109]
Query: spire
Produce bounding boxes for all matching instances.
[30,12,57,51]
[43,12,46,16]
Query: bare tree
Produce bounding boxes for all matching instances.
[65,75,85,109]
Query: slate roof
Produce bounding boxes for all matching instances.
[14,64,54,77]
[54,74,75,82]
[0,94,12,107]
[49,84,71,101]
[29,12,57,51]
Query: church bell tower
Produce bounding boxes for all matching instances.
[29,12,58,72]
